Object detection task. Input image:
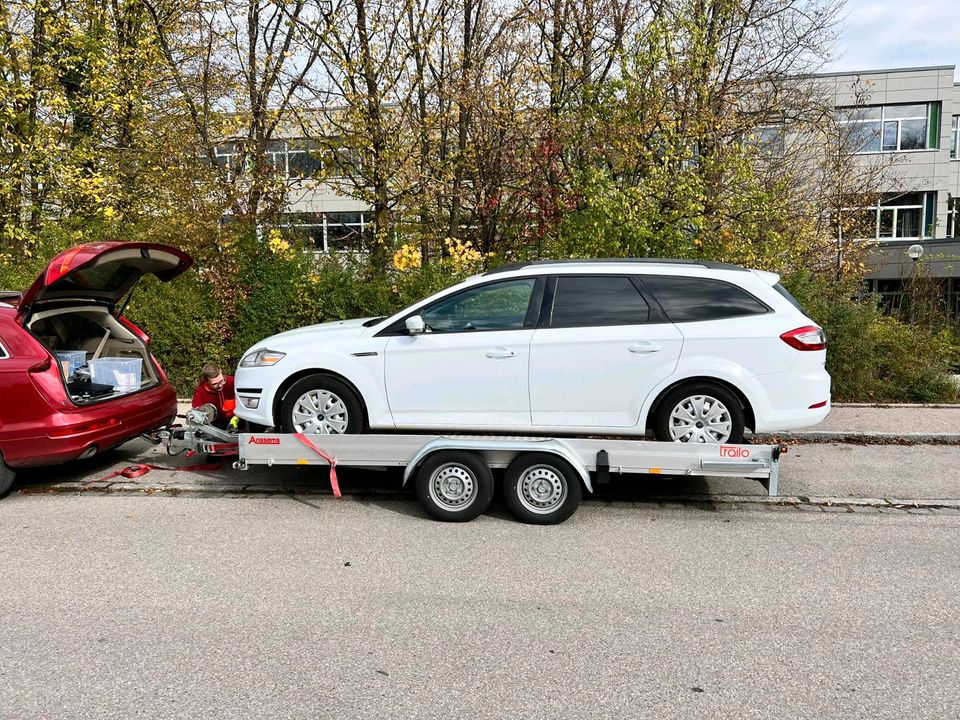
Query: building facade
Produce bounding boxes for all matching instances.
[255,65,960,312]
[814,65,959,313]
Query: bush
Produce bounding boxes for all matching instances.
[784,274,958,403]
[7,229,958,404]
[126,273,224,396]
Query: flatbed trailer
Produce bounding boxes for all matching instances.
[224,431,783,524]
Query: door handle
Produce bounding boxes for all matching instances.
[485,348,518,359]
[628,342,663,354]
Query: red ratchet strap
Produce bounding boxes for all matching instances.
[293,433,341,497]
[91,461,224,484]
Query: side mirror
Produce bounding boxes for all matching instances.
[405,315,425,335]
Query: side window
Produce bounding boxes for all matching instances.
[421,278,536,333]
[0,337,6,359]
[549,275,649,327]
[642,276,769,322]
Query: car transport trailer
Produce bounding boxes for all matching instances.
[228,431,783,525]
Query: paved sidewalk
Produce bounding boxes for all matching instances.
[811,404,960,435]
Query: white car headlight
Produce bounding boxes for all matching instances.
[240,349,286,367]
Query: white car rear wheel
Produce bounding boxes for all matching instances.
[653,383,745,444]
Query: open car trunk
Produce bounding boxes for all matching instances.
[27,305,160,405]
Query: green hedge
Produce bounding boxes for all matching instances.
[3,233,958,403]
[783,274,958,403]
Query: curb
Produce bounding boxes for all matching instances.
[750,431,960,445]
[832,402,960,409]
[17,482,960,514]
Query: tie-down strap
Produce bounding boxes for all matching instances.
[293,433,341,498]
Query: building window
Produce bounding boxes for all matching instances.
[877,192,930,239]
[948,279,960,317]
[948,196,958,238]
[951,116,959,160]
[276,211,367,253]
[215,139,322,181]
[845,192,936,241]
[213,141,245,182]
[265,139,322,179]
[838,103,939,154]
[869,279,906,314]
[746,124,784,155]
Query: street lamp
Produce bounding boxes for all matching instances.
[907,244,925,262]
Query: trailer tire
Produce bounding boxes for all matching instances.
[415,451,493,522]
[503,453,582,525]
[0,452,15,499]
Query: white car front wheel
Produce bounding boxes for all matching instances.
[280,375,365,435]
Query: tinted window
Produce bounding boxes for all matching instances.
[773,283,807,314]
[549,276,649,327]
[48,261,137,294]
[643,276,768,322]
[0,337,6,359]
[422,278,535,332]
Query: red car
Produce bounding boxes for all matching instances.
[0,242,193,496]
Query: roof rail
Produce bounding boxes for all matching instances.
[484,258,748,275]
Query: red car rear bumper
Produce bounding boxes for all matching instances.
[0,384,177,468]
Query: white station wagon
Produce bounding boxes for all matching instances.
[234,259,831,443]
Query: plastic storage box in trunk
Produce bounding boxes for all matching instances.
[88,358,143,393]
[54,350,87,380]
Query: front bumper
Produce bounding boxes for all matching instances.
[233,367,278,427]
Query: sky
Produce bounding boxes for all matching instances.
[827,0,960,77]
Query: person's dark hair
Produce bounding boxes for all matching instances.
[202,363,222,380]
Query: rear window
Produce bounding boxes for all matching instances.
[48,261,138,294]
[773,283,808,314]
[549,276,649,327]
[642,276,769,322]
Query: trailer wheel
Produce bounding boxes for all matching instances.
[415,451,494,522]
[0,452,15,499]
[503,453,582,525]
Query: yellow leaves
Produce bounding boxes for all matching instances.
[392,243,422,272]
[443,237,485,273]
[267,228,292,256]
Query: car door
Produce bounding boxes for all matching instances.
[384,277,541,429]
[528,275,683,429]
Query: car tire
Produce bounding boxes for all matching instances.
[653,382,745,444]
[280,374,365,435]
[415,451,494,522]
[0,452,15,499]
[502,453,583,525]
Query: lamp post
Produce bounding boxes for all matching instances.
[906,244,925,324]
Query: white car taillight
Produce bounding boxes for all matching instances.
[780,325,826,351]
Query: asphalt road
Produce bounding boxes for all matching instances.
[2,494,958,719]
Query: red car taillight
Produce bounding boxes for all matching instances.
[780,325,826,351]
[28,355,70,406]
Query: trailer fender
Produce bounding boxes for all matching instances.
[402,437,593,493]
